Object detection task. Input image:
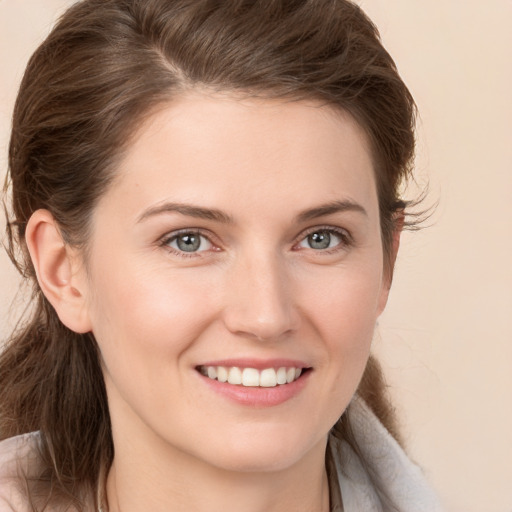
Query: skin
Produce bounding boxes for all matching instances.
[27,93,398,512]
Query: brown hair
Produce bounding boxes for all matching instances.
[1,0,416,509]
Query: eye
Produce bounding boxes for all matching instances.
[163,231,213,254]
[297,228,349,251]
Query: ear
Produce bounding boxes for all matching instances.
[25,209,92,334]
[377,211,404,315]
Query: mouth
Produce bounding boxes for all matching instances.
[196,365,310,388]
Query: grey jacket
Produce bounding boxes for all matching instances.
[328,396,443,511]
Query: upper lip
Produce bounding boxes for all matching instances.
[196,358,310,370]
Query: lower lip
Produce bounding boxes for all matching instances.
[198,371,311,407]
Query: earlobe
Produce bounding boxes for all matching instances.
[25,209,92,334]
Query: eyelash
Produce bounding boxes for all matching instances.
[293,225,353,254]
[159,225,353,258]
[159,229,218,259]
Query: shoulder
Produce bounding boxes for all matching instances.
[0,432,41,512]
[329,397,444,512]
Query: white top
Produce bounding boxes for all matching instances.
[330,396,443,511]
[0,397,442,511]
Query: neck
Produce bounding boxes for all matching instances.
[105,433,330,512]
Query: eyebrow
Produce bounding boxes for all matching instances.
[137,199,367,224]
[137,202,233,224]
[296,200,368,222]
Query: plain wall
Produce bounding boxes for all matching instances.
[1,1,511,511]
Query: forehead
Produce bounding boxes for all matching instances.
[96,93,378,223]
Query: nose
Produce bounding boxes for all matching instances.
[222,250,300,341]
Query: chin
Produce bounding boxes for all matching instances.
[196,426,325,474]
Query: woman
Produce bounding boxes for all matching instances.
[0,0,441,511]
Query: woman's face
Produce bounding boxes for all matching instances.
[81,93,392,473]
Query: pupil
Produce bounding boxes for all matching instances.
[309,231,330,250]
[177,234,200,252]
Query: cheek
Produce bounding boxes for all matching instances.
[299,263,383,392]
[85,263,223,427]
[86,258,220,371]
[303,262,384,337]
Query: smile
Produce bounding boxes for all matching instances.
[198,366,304,387]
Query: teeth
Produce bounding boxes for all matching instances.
[242,368,260,386]
[200,365,305,387]
[228,367,242,385]
[276,367,287,385]
[217,366,228,383]
[259,368,277,387]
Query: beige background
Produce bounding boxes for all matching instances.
[1,1,511,511]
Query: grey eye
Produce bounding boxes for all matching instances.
[168,232,212,253]
[308,231,331,249]
[299,230,343,250]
